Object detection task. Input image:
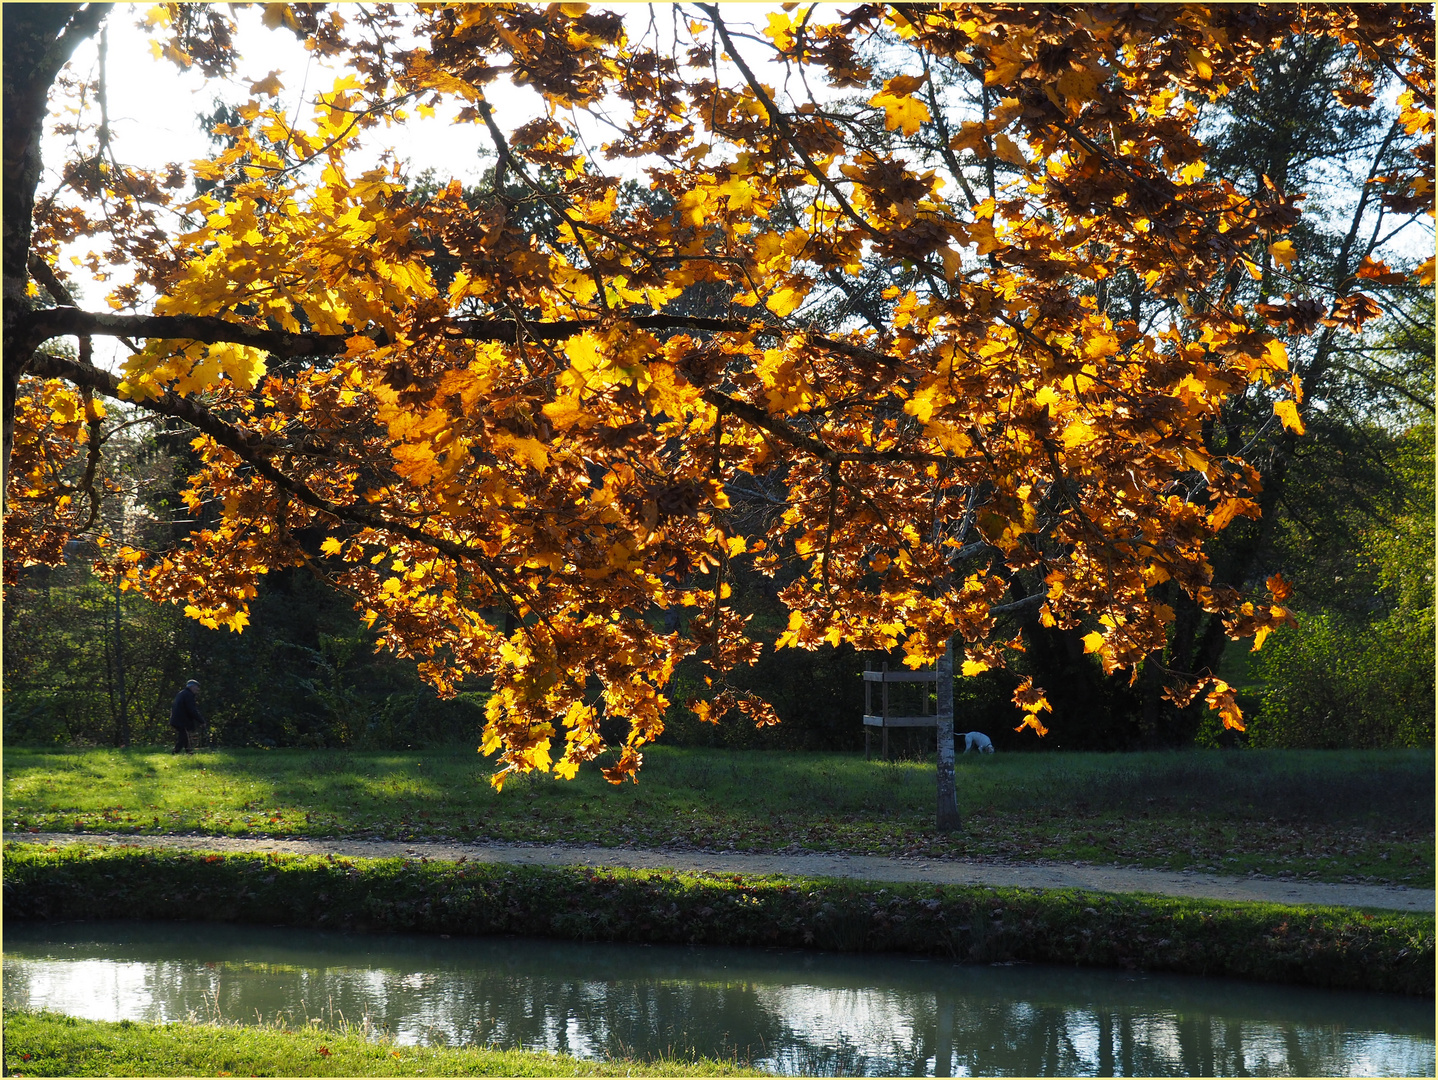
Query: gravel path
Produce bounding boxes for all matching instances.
[10,831,1432,913]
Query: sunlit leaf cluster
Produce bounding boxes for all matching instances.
[6,3,1432,783]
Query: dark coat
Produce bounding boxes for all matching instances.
[170,686,203,730]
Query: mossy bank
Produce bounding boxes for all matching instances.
[1,1008,760,1078]
[4,842,1431,996]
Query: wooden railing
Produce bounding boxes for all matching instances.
[862,661,951,760]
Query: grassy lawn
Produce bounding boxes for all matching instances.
[1,1009,762,1077]
[3,745,1431,887]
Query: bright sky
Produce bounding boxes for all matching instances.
[46,3,808,348]
[46,4,698,366]
[57,5,563,183]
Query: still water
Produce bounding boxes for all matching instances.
[3,921,1432,1077]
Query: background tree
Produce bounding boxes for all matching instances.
[3,5,1432,807]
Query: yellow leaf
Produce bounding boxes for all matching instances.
[542,394,586,431]
[763,12,794,50]
[1082,631,1104,653]
[992,132,1027,166]
[320,538,343,556]
[1055,66,1100,104]
[765,285,804,317]
[1267,239,1297,268]
[961,659,990,676]
[938,246,962,282]
[1274,399,1305,435]
[1061,419,1095,449]
[869,90,931,136]
[884,74,927,96]
[496,433,549,472]
[1207,497,1260,530]
[249,71,284,97]
[565,332,603,373]
[261,4,299,31]
[967,218,998,255]
[1205,679,1245,731]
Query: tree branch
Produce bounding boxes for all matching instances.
[23,348,526,605]
[698,5,882,241]
[17,306,911,369]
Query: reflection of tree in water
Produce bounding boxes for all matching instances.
[466,976,793,1065]
[5,927,1434,1077]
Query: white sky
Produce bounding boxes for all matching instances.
[45,3,810,364]
[60,5,556,187]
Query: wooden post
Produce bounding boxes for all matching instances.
[881,662,889,760]
[864,660,872,759]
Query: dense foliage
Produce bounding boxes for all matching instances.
[3,5,1432,779]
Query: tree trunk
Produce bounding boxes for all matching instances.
[2,4,107,488]
[112,574,129,746]
[934,634,961,831]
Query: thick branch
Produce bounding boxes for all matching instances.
[18,306,913,367]
[23,350,520,594]
[16,307,758,357]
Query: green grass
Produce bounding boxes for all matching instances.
[5,843,1433,995]
[3,745,1431,886]
[1,1008,763,1077]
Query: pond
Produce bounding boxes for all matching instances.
[4,921,1433,1077]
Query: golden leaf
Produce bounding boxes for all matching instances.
[248,71,284,97]
[1267,239,1297,268]
[992,132,1027,166]
[1274,399,1305,435]
[869,89,931,136]
[765,285,804,317]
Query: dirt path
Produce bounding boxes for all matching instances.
[10,830,1432,913]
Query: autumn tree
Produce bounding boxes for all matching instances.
[4,5,1432,824]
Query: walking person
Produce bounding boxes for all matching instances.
[170,679,204,754]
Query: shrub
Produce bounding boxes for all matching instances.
[1247,607,1434,749]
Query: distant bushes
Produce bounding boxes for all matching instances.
[1247,607,1434,750]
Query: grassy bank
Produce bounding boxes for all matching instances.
[5,842,1431,996]
[4,746,1432,886]
[1,1009,760,1077]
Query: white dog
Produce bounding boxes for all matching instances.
[961,731,995,754]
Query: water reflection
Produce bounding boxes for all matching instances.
[4,921,1432,1076]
